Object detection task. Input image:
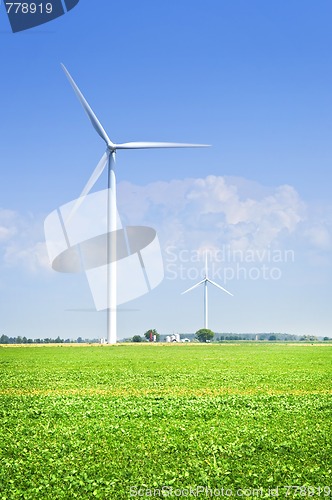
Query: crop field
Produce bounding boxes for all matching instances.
[0,343,331,499]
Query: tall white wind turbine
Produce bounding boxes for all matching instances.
[182,254,233,330]
[61,64,210,344]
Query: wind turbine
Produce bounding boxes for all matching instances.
[182,254,233,330]
[61,64,210,344]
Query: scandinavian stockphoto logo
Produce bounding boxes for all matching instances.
[44,188,164,310]
[2,0,79,33]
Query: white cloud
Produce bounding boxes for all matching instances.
[304,226,332,251]
[0,209,18,242]
[4,241,50,272]
[117,175,308,252]
[1,175,331,274]
[0,209,50,273]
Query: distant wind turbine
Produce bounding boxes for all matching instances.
[182,254,233,330]
[61,64,210,344]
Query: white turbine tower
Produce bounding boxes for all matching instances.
[182,254,233,330]
[61,64,210,344]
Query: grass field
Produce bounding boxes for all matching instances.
[0,343,331,499]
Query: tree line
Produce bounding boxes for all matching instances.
[0,335,97,344]
[0,331,330,344]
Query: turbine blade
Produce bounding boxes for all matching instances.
[61,64,113,148]
[207,278,233,296]
[115,142,211,149]
[181,279,206,295]
[78,151,109,199]
[65,152,108,222]
[205,251,208,278]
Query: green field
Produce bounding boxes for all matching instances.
[0,343,331,499]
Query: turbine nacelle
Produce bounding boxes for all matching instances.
[182,254,233,330]
[182,277,233,297]
[182,253,233,297]
[61,63,210,199]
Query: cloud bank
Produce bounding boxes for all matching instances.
[0,175,331,273]
[117,175,331,257]
[0,208,49,273]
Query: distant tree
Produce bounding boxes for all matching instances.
[269,335,277,341]
[300,335,318,342]
[144,329,160,342]
[54,336,63,343]
[132,335,143,343]
[76,337,83,343]
[0,335,9,344]
[195,328,215,343]
[323,337,330,341]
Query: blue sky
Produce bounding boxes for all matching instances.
[0,0,331,339]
